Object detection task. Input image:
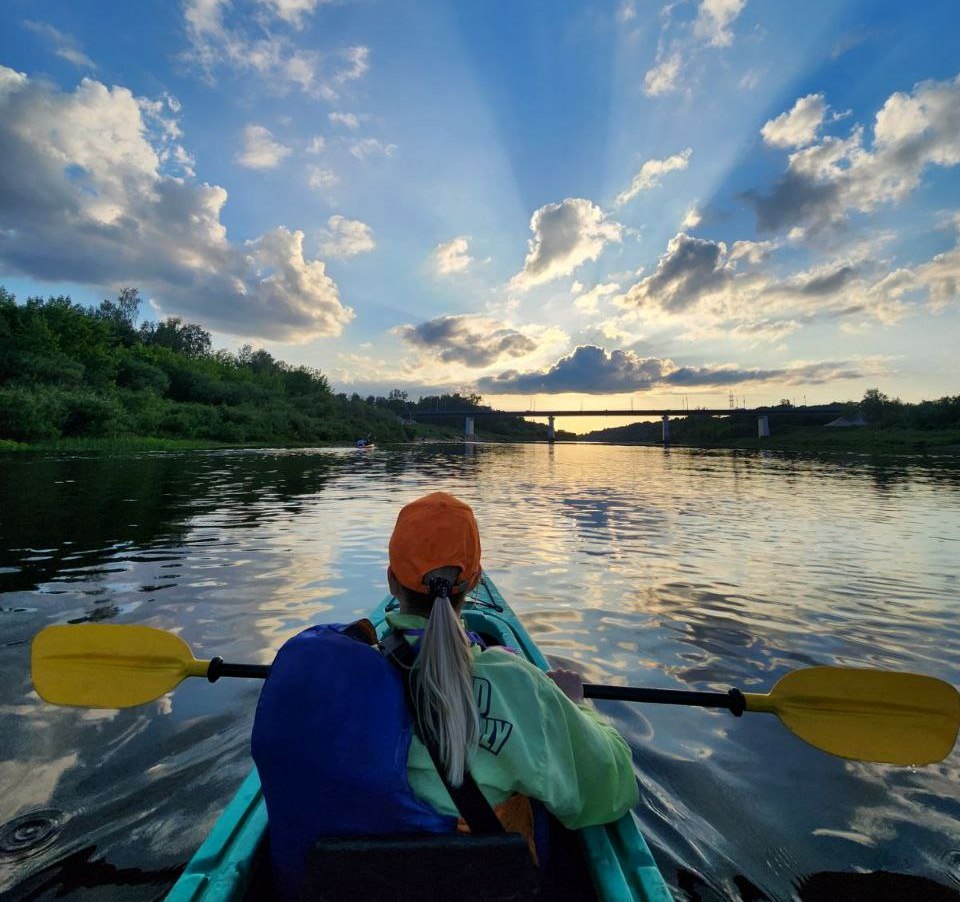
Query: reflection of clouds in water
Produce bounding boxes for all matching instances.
[0,754,77,818]
[842,757,960,848]
[3,443,960,900]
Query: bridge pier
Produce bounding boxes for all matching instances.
[464,416,474,439]
[662,414,670,445]
[758,415,770,438]
[547,416,556,443]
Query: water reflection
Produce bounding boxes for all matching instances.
[1,443,959,900]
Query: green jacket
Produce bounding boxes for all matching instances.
[386,613,639,830]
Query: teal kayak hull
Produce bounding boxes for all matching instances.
[164,574,673,902]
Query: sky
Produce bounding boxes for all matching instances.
[1,0,958,432]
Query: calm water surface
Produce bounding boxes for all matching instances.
[1,443,959,901]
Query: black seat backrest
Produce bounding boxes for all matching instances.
[300,833,541,901]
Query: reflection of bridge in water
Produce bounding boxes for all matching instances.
[412,407,847,442]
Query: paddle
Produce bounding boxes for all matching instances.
[31,624,960,766]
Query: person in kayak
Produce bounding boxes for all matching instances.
[252,491,638,898]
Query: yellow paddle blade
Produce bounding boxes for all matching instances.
[32,624,209,708]
[744,667,960,765]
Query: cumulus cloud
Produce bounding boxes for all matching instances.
[573,282,621,314]
[259,0,329,29]
[476,344,862,395]
[693,0,748,47]
[182,0,368,99]
[308,166,338,189]
[610,229,919,338]
[761,93,827,148]
[23,20,96,69]
[619,232,734,312]
[394,315,539,368]
[329,111,360,129]
[643,0,748,97]
[236,124,291,169]
[510,198,622,290]
[349,138,397,159]
[681,205,702,230]
[729,239,777,265]
[749,74,960,234]
[615,148,692,207]
[644,53,683,97]
[0,67,352,342]
[319,215,375,257]
[430,237,474,276]
[306,135,325,154]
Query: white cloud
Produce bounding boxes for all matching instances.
[349,138,397,159]
[693,0,748,48]
[681,205,702,230]
[615,148,692,207]
[306,135,325,154]
[751,74,960,234]
[643,53,683,97]
[739,69,762,91]
[643,0,748,97]
[308,166,338,189]
[182,0,369,99]
[430,237,474,276]
[511,198,622,290]
[0,67,352,342]
[761,93,827,148]
[911,240,960,312]
[729,239,778,265]
[235,124,291,169]
[319,215,375,258]
[259,0,329,29]
[22,20,96,69]
[394,315,544,368]
[329,111,360,129]
[335,46,370,85]
[618,233,736,313]
[573,282,621,315]
[476,344,865,395]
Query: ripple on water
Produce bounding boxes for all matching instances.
[0,809,65,858]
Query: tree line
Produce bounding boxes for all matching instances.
[0,287,411,445]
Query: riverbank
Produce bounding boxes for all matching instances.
[586,426,960,456]
[0,424,564,453]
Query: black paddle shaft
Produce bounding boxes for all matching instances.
[202,658,747,717]
[206,657,271,682]
[584,684,746,716]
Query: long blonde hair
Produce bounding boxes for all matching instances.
[399,566,479,786]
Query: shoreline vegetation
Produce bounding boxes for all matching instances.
[2,287,958,457]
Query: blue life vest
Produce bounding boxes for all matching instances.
[251,624,457,900]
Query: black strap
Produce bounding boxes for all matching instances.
[380,631,504,835]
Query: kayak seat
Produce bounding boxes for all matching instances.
[299,832,541,901]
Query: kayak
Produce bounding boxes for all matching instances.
[163,573,673,901]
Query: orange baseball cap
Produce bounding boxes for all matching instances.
[388,492,482,594]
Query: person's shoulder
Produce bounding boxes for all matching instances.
[475,646,553,682]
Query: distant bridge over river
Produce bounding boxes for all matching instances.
[410,406,849,442]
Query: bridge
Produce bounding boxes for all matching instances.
[409,406,848,442]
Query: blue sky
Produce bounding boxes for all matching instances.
[1,0,958,422]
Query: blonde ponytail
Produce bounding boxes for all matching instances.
[409,569,479,786]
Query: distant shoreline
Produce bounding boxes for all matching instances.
[3,427,960,457]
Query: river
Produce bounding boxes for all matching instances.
[1,442,959,901]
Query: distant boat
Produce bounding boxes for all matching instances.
[356,438,375,448]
